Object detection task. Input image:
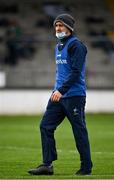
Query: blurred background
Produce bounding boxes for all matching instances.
[0,0,114,113]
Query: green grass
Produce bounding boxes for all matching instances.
[0,114,114,179]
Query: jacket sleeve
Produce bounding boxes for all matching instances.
[57,41,87,95]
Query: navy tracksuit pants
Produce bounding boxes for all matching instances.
[40,96,92,170]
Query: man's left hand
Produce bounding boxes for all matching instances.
[51,90,62,102]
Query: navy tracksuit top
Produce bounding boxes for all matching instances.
[54,35,87,97]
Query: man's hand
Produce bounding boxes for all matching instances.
[51,90,62,102]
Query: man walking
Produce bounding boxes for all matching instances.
[28,13,93,176]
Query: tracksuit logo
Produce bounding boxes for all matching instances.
[73,107,78,116]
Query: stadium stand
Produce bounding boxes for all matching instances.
[0,0,114,89]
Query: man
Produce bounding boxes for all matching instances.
[28,13,93,176]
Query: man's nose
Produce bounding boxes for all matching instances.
[56,26,61,32]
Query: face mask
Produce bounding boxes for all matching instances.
[56,32,67,39]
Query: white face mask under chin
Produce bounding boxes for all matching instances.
[56,32,67,39]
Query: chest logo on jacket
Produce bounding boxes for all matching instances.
[56,59,67,64]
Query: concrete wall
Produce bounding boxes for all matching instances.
[0,90,114,114]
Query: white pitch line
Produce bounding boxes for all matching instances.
[0,146,39,151]
[58,149,114,155]
[2,176,114,180]
[0,146,114,156]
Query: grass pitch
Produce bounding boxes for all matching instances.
[0,114,114,179]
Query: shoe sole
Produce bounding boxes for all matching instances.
[28,171,53,175]
[76,173,91,176]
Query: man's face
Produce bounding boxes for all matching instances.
[55,21,71,35]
